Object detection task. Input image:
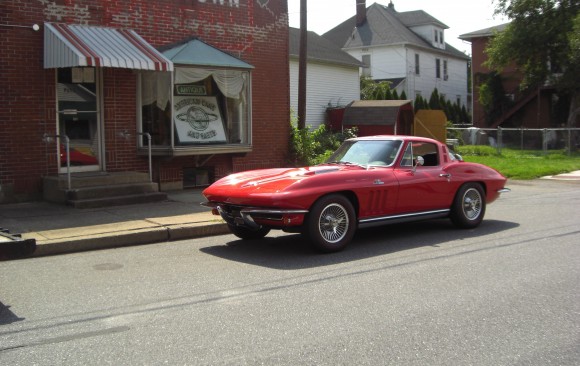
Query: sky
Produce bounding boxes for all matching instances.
[287,0,509,55]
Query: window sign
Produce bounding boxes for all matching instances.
[173,96,227,143]
[175,84,207,96]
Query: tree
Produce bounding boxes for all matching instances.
[485,0,580,127]
[429,88,442,109]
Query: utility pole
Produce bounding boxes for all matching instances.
[298,0,307,129]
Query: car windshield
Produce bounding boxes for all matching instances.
[325,139,403,167]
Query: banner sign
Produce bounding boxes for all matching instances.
[173,96,227,143]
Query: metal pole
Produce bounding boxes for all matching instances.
[64,135,71,190]
[137,132,152,182]
[542,129,547,154]
[568,128,572,156]
[497,127,502,155]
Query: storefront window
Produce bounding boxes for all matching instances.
[140,71,172,146]
[139,67,251,151]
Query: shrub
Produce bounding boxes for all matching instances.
[289,114,357,166]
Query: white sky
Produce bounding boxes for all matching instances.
[287,0,509,55]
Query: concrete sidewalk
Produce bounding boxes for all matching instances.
[1,171,579,259]
[0,190,228,258]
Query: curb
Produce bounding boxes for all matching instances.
[30,222,230,258]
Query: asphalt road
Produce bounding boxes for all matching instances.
[1,179,579,365]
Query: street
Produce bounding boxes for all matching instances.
[1,179,579,365]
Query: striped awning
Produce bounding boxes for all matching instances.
[44,23,173,71]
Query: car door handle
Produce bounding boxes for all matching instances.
[439,173,451,178]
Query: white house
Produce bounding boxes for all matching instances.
[289,27,363,129]
[324,1,470,110]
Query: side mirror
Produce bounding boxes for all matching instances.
[454,153,463,162]
[412,156,424,173]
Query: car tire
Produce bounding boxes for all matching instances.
[306,194,356,253]
[228,224,270,240]
[450,183,486,228]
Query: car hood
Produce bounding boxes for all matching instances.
[207,165,341,192]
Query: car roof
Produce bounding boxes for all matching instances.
[349,135,440,144]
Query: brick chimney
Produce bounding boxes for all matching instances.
[356,0,366,27]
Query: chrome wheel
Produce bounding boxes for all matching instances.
[462,187,482,220]
[450,183,486,228]
[306,194,356,253]
[318,203,349,243]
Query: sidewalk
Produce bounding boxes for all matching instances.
[1,171,580,259]
[0,190,229,259]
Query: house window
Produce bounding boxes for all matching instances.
[415,53,420,75]
[443,60,448,80]
[440,31,444,44]
[436,59,441,79]
[362,54,371,77]
[139,68,251,148]
[434,29,438,43]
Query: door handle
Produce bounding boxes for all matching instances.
[439,173,451,178]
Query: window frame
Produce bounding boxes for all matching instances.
[414,53,420,75]
[137,67,253,156]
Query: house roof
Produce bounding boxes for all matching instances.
[459,23,511,40]
[323,2,469,60]
[396,10,448,29]
[289,27,363,68]
[159,37,253,69]
[343,100,413,126]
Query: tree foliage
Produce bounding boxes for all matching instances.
[360,79,471,124]
[486,0,580,126]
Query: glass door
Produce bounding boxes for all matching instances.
[57,68,101,172]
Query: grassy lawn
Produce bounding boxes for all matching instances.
[456,146,580,180]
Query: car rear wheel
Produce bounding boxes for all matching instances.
[228,224,270,240]
[450,183,486,228]
[306,194,356,253]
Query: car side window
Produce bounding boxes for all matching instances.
[414,142,439,167]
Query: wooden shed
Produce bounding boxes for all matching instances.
[342,100,414,136]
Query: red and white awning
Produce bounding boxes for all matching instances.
[44,23,173,71]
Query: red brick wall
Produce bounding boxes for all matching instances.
[0,0,290,201]
[470,35,523,127]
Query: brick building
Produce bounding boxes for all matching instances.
[0,0,289,203]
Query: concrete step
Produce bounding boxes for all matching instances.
[43,171,157,204]
[68,192,168,209]
[66,182,160,201]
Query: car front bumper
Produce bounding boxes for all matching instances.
[201,202,308,230]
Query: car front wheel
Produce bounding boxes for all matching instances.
[306,194,356,253]
[450,183,486,228]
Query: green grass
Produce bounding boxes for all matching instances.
[456,146,580,180]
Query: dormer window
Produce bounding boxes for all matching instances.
[434,29,438,43]
[440,31,444,44]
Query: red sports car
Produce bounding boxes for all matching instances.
[202,135,510,252]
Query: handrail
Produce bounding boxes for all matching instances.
[137,132,152,182]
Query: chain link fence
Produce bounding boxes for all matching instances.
[447,127,580,155]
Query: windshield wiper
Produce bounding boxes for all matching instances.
[324,161,368,169]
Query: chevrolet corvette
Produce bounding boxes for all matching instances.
[202,135,510,252]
